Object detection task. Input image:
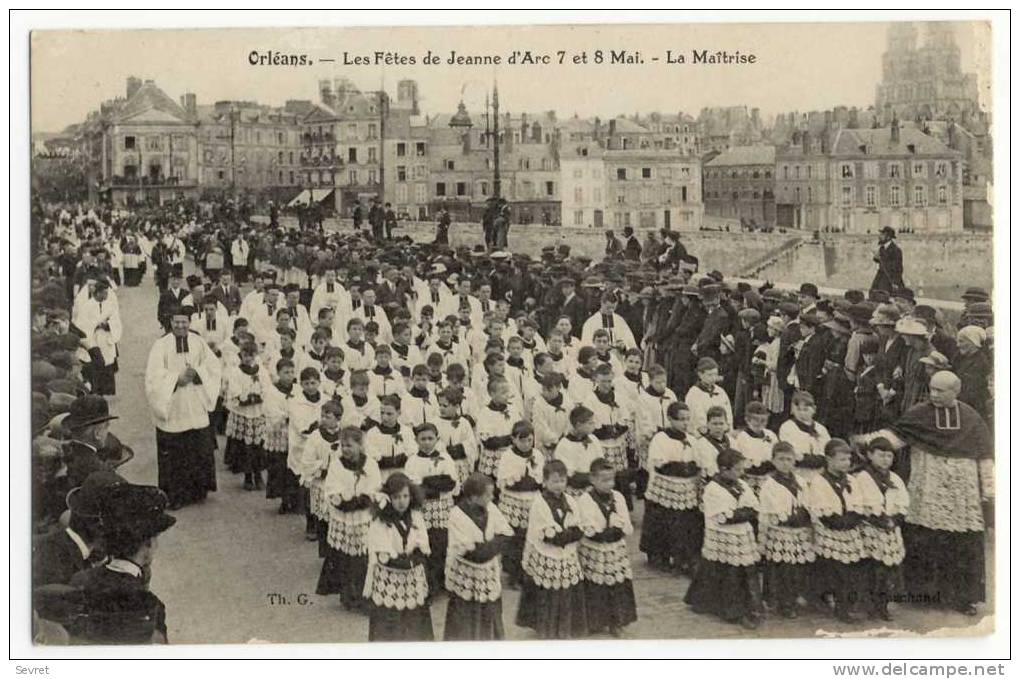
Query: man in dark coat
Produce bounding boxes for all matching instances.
[622,226,642,261]
[557,278,587,338]
[66,484,177,644]
[368,199,384,240]
[206,269,242,316]
[870,226,905,294]
[383,202,398,239]
[156,267,189,332]
[794,312,829,400]
[32,470,125,587]
[693,285,729,365]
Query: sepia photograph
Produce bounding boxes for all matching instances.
[12,9,1008,666]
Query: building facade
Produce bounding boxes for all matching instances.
[774,130,831,231]
[703,145,776,228]
[560,143,605,228]
[79,78,201,205]
[196,100,302,203]
[825,122,963,233]
[301,78,386,214]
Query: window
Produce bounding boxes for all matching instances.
[124,136,136,150]
[289,152,294,164]
[573,210,583,226]
[574,187,583,203]
[348,148,358,163]
[456,182,467,196]
[935,162,948,178]
[938,185,948,205]
[278,171,283,182]
[864,162,879,179]
[890,185,901,206]
[914,185,925,206]
[217,170,225,180]
[436,182,446,196]
[415,184,428,203]
[397,142,407,157]
[368,147,377,163]
[415,142,426,156]
[146,136,163,151]
[396,184,408,203]
[889,163,901,179]
[367,124,377,140]
[642,167,652,179]
[807,186,812,203]
[764,169,772,179]
[397,166,407,182]
[368,170,377,184]
[640,187,653,205]
[806,165,812,179]
[793,166,799,180]
[574,168,583,179]
[348,169,358,184]
[445,159,455,171]
[414,165,426,179]
[840,163,854,179]
[841,210,852,231]
[289,171,294,184]
[278,151,284,164]
[546,181,555,196]
[681,186,687,202]
[639,211,656,228]
[783,165,789,180]
[479,181,488,196]
[912,162,926,178]
[616,168,627,180]
[841,186,853,207]
[866,185,876,207]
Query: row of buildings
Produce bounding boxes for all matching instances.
[40,23,990,232]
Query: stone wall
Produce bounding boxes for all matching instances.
[751,233,994,301]
[261,216,993,302]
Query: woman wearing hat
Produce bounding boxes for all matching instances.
[955,326,991,419]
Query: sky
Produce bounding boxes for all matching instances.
[30,20,990,133]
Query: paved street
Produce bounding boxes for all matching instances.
[108,270,993,645]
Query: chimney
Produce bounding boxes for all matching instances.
[948,120,958,149]
[890,117,900,144]
[462,130,472,154]
[609,119,617,137]
[319,79,335,108]
[126,76,142,99]
[848,107,859,129]
[802,129,811,154]
[593,117,603,142]
[181,93,197,116]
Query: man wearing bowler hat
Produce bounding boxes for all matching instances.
[32,470,126,587]
[62,395,131,492]
[871,226,905,295]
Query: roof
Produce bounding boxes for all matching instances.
[706,145,776,166]
[607,117,649,134]
[830,125,958,157]
[114,80,193,124]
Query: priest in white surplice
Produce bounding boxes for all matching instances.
[74,279,123,396]
[145,305,222,509]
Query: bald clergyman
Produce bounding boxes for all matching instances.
[853,371,993,616]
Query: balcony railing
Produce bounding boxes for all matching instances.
[108,175,195,187]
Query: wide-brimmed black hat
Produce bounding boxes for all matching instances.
[98,484,177,543]
[64,395,118,431]
[65,470,128,518]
